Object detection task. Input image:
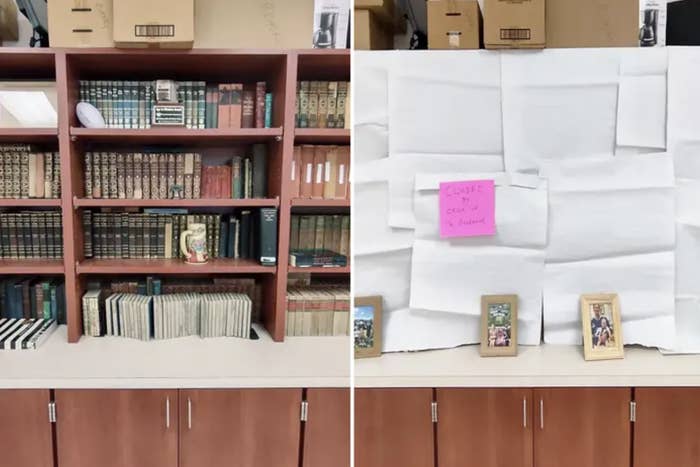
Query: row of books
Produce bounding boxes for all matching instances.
[285,286,350,336]
[0,278,66,323]
[296,81,350,129]
[0,150,61,199]
[290,214,350,255]
[78,81,272,129]
[83,209,277,264]
[82,291,252,340]
[0,211,63,259]
[200,145,267,199]
[291,145,350,200]
[0,319,58,350]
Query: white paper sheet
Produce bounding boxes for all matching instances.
[388,154,504,229]
[355,124,389,164]
[660,297,700,355]
[668,48,700,152]
[354,51,392,127]
[413,172,547,248]
[501,49,622,173]
[383,307,473,353]
[409,240,544,345]
[388,51,503,158]
[673,140,700,181]
[355,249,412,313]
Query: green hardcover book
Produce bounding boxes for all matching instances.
[231,155,243,199]
[299,81,310,128]
[336,82,348,129]
[314,215,325,250]
[290,215,301,251]
[197,81,206,129]
[42,282,51,319]
[130,81,139,130]
[184,81,193,129]
[308,81,319,128]
[145,81,153,129]
[327,82,338,129]
[264,93,273,128]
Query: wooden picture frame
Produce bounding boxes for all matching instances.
[581,294,624,361]
[480,295,518,357]
[354,296,383,359]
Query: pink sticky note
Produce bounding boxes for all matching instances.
[439,180,496,238]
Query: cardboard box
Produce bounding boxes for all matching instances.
[547,0,638,48]
[355,9,393,50]
[355,0,395,26]
[195,0,315,49]
[48,0,114,48]
[0,0,18,42]
[484,0,544,49]
[113,0,194,48]
[428,0,481,49]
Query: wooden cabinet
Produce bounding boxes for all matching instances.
[179,389,302,467]
[355,388,434,467]
[634,388,700,467]
[55,389,178,467]
[436,388,533,467]
[0,390,54,467]
[533,388,631,467]
[303,388,350,467]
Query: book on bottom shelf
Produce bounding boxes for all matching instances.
[0,318,57,350]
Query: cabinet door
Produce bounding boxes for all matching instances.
[303,388,350,467]
[355,388,434,467]
[179,389,302,467]
[437,388,533,467]
[634,388,700,467]
[55,389,178,467]
[534,388,630,467]
[0,389,54,467]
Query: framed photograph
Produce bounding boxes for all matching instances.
[581,294,624,361]
[480,295,518,357]
[354,296,383,359]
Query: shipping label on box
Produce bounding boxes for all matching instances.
[113,0,194,48]
[640,0,667,47]
[484,0,545,49]
[313,0,350,48]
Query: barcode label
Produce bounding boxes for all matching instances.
[500,28,531,40]
[135,24,175,37]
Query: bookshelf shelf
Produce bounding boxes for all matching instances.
[0,198,62,207]
[69,127,283,144]
[0,259,64,275]
[74,198,280,208]
[294,128,350,145]
[0,128,58,143]
[76,258,276,275]
[290,198,350,208]
[288,266,350,274]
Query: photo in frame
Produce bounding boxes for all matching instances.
[581,293,624,361]
[354,296,383,359]
[480,295,518,357]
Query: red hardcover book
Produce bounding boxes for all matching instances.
[300,145,315,199]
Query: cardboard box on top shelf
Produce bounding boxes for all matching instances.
[547,0,638,48]
[428,0,481,49]
[48,0,114,47]
[195,0,316,49]
[0,0,19,43]
[355,9,394,50]
[484,0,545,49]
[113,0,194,48]
[355,0,395,26]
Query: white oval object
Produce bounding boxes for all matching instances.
[76,102,106,128]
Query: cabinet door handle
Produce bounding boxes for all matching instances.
[539,398,544,430]
[187,397,192,430]
[166,397,170,429]
[523,398,527,428]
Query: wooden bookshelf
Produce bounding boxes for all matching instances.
[1,47,349,344]
[291,198,350,208]
[289,266,350,274]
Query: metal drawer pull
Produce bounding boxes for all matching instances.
[187,397,192,429]
[523,398,527,428]
[165,397,170,429]
[539,399,544,430]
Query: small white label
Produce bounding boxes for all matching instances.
[291,160,296,181]
[338,165,346,185]
[305,163,313,184]
[315,163,323,184]
[324,161,331,182]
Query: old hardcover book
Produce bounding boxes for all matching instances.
[117,154,126,199]
[308,81,320,128]
[337,146,350,199]
[299,81,310,128]
[30,213,40,257]
[38,213,48,258]
[141,154,150,200]
[83,211,93,258]
[197,81,206,129]
[0,153,5,198]
[264,93,273,128]
[133,153,143,199]
[336,82,348,129]
[327,82,338,129]
[165,153,175,198]
[243,158,252,198]
[298,215,315,250]
[290,215,301,250]
[241,85,255,128]
[257,208,277,266]
[331,215,342,253]
[220,166,232,199]
[43,152,52,198]
[92,153,102,198]
[231,155,243,199]
[175,154,185,193]
[295,82,301,127]
[323,146,338,200]
[217,84,230,129]
[107,153,117,199]
[317,82,329,129]
[125,153,134,199]
[255,81,266,128]
[252,144,267,199]
[291,145,302,198]
[100,152,110,200]
[27,154,37,198]
[128,214,137,258]
[322,215,334,251]
[340,215,350,256]
[151,154,161,200]
[121,212,129,259]
[314,215,325,250]
[19,152,29,198]
[184,153,194,199]
[193,154,202,199]
[300,145,315,199]
[230,84,244,129]
[311,146,326,199]
[52,152,61,199]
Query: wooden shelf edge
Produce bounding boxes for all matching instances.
[0,198,62,207]
[0,128,58,142]
[70,127,283,138]
[0,259,65,274]
[288,266,350,274]
[290,198,350,208]
[74,198,280,208]
[293,128,350,144]
[76,259,276,275]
